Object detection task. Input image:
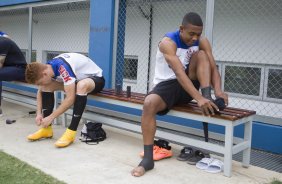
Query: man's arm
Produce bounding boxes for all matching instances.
[160,37,217,115]
[199,37,228,105]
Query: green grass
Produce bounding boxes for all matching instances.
[0,151,65,184]
[271,179,282,184]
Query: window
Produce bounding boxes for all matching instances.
[123,55,138,80]
[45,51,88,62]
[46,51,63,61]
[267,69,282,99]
[21,50,37,62]
[224,65,261,96]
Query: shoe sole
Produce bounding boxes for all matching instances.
[55,141,74,148]
[154,154,173,161]
[28,136,53,141]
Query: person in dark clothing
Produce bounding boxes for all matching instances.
[0,33,27,116]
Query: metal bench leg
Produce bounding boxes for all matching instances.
[53,91,58,125]
[60,91,68,127]
[242,120,252,168]
[224,123,234,177]
[202,122,209,142]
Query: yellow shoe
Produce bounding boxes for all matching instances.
[55,128,76,148]
[27,126,53,141]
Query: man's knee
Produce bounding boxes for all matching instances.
[76,80,90,94]
[143,95,164,115]
[195,50,208,61]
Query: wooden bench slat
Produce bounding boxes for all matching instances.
[94,89,256,121]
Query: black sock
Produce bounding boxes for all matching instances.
[138,144,154,171]
[42,92,54,118]
[201,86,213,101]
[42,92,54,127]
[0,81,2,107]
[68,94,87,131]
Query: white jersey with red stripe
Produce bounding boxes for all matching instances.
[47,53,103,86]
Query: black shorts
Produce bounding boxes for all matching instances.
[149,79,200,115]
[88,76,105,94]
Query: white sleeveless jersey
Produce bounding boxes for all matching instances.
[153,30,199,85]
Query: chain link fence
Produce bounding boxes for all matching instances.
[1,0,281,120]
[115,0,282,119]
[213,0,282,118]
[0,8,29,61]
[115,0,206,94]
[32,1,90,63]
[0,1,90,64]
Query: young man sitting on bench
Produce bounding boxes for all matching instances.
[25,53,105,148]
[131,12,228,177]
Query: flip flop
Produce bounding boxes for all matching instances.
[196,157,214,170]
[205,159,223,173]
[177,147,194,161]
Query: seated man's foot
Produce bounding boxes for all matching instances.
[55,128,76,148]
[213,97,226,111]
[131,158,154,177]
[27,126,53,141]
[131,166,146,177]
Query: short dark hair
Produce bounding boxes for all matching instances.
[182,12,203,26]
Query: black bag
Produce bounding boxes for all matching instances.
[80,122,106,145]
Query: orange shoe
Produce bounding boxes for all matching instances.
[139,146,173,161]
[154,147,173,161]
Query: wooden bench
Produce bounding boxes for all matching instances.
[62,89,256,177]
[3,82,256,177]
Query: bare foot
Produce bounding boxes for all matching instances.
[131,166,145,177]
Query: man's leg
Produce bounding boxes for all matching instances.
[0,66,25,115]
[131,94,167,177]
[55,78,96,148]
[27,92,55,141]
[27,81,63,141]
[188,50,213,100]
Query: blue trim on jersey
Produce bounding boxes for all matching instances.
[0,31,7,37]
[47,58,76,79]
[165,30,199,49]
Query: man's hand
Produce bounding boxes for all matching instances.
[41,115,54,128]
[197,97,219,116]
[35,114,43,126]
[215,91,228,106]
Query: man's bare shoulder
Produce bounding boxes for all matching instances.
[159,37,177,54]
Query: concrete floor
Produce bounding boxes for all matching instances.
[0,100,281,184]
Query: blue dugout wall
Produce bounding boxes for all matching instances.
[1,0,281,154]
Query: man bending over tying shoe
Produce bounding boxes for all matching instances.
[131,12,228,177]
[25,53,105,148]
